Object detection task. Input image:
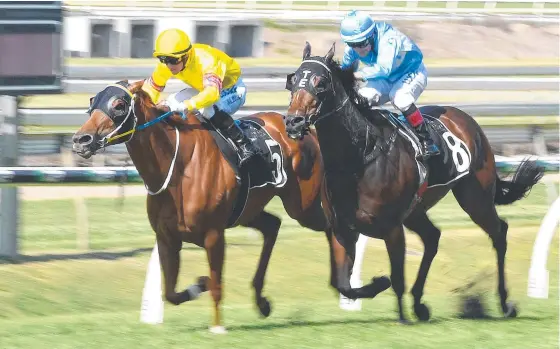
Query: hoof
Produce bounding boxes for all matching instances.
[398,318,412,325]
[257,297,272,318]
[209,325,228,334]
[504,302,518,318]
[414,303,431,322]
[372,276,392,293]
[197,276,210,293]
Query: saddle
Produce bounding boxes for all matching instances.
[195,114,288,227]
[371,105,473,189]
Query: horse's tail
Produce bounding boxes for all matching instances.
[494,158,545,205]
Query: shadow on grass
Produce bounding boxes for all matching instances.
[182,313,553,333]
[0,247,154,265]
[453,314,555,322]
[0,241,261,265]
[187,315,448,332]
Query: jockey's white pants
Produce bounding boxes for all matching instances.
[166,77,247,119]
[357,63,427,112]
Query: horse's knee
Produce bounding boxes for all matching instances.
[500,219,509,235]
[491,220,508,251]
[425,230,441,254]
[165,292,182,305]
[337,284,354,299]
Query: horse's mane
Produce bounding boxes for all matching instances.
[322,58,372,116]
[128,81,201,128]
[322,57,391,127]
[128,81,159,115]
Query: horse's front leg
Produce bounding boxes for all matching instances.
[204,228,227,334]
[328,226,391,300]
[243,210,281,318]
[157,233,209,305]
[384,225,410,324]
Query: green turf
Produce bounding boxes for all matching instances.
[0,183,557,348]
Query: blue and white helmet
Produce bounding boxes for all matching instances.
[339,10,376,44]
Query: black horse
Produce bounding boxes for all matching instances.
[283,41,544,323]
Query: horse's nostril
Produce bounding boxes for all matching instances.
[293,116,304,125]
[72,134,93,145]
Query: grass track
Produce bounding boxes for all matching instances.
[0,184,557,348]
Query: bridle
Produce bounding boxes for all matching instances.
[91,83,181,196]
[292,59,350,127]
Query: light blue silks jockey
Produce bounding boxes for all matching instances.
[339,10,440,159]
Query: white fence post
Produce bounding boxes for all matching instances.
[527,197,559,299]
[0,95,19,259]
[339,234,369,311]
[61,147,90,251]
[140,242,164,324]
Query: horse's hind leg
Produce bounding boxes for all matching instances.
[403,211,441,321]
[452,176,518,318]
[243,210,281,318]
[384,225,410,324]
[157,234,209,305]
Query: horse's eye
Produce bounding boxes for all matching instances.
[313,76,328,91]
[110,98,127,117]
[114,101,125,110]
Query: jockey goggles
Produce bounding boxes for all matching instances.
[156,45,192,65]
[157,55,184,65]
[347,39,370,48]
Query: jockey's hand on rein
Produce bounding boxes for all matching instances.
[354,72,366,82]
[156,101,170,113]
[156,101,187,122]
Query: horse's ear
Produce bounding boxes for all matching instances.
[116,79,129,88]
[325,42,335,62]
[303,41,311,60]
[128,80,144,93]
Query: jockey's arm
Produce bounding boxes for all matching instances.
[341,46,359,72]
[183,61,226,111]
[141,63,172,103]
[360,37,399,80]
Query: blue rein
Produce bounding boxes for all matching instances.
[136,110,185,131]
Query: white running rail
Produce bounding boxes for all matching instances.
[64,0,560,15]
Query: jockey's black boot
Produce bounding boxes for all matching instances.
[211,107,260,166]
[403,104,440,159]
[416,121,440,159]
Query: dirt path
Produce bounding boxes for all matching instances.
[263,20,559,61]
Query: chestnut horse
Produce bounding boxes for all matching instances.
[283,42,544,323]
[72,80,327,333]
